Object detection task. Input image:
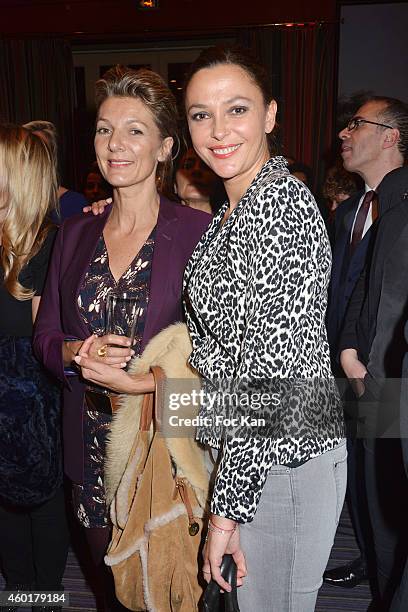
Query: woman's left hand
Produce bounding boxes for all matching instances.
[202,514,247,591]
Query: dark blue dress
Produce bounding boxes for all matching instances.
[51,190,88,224]
[0,229,62,506]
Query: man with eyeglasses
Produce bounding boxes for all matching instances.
[326,100,403,379]
[325,95,408,610]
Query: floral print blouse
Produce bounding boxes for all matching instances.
[77,230,155,354]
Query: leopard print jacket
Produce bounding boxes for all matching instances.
[183,157,344,523]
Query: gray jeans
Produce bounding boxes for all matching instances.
[237,442,347,612]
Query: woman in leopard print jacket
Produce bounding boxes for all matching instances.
[183,46,346,611]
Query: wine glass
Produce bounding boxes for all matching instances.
[105,291,140,347]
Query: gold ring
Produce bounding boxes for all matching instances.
[97,344,108,358]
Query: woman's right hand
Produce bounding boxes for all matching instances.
[63,333,133,369]
[340,348,367,397]
[74,335,155,393]
[78,333,134,366]
[82,197,112,216]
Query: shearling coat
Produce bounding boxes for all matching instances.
[104,323,209,612]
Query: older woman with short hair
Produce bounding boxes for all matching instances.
[33,66,210,607]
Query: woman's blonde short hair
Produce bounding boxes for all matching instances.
[95,65,179,195]
[0,124,58,300]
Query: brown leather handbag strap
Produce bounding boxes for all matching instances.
[150,365,165,433]
[139,393,154,431]
[136,367,165,432]
[110,395,121,413]
[174,478,193,523]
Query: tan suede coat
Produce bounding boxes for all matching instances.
[104,323,209,612]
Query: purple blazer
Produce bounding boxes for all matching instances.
[33,195,210,484]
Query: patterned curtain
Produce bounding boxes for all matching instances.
[0,38,77,187]
[239,23,338,192]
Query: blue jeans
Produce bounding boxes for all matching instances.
[238,442,347,611]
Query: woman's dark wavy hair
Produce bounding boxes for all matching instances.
[95,65,179,195]
[183,45,280,156]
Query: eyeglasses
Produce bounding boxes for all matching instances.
[347,117,394,132]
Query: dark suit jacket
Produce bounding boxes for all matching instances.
[339,167,408,432]
[326,189,369,360]
[33,196,210,483]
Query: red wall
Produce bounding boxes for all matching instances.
[3,0,336,37]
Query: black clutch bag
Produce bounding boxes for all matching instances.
[202,554,240,612]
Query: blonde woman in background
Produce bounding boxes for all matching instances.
[24,120,87,222]
[0,125,68,612]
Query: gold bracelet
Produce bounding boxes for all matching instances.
[208,519,237,535]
